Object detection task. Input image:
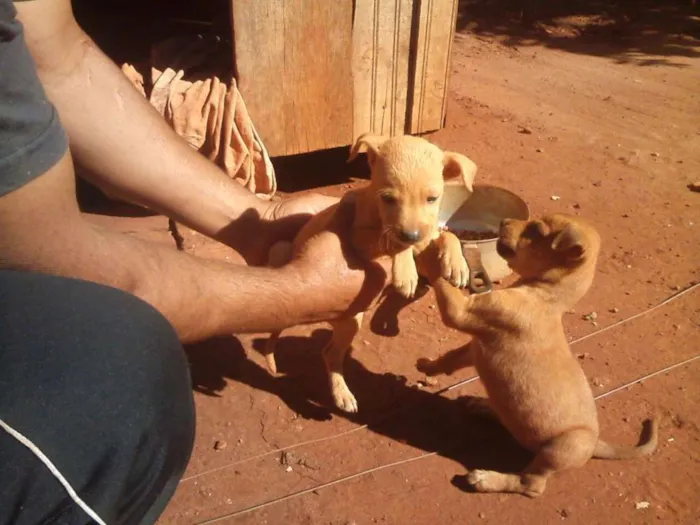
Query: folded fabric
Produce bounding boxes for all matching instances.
[121,35,276,199]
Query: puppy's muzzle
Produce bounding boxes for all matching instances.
[496,239,516,259]
[497,219,517,258]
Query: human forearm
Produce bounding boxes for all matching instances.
[16,0,269,259]
[0,154,326,342]
[79,226,312,341]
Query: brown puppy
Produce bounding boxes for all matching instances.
[265,134,478,413]
[416,214,658,497]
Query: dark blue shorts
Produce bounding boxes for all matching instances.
[0,270,195,524]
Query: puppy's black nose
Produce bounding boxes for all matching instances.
[398,229,422,244]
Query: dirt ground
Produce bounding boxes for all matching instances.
[82,2,700,524]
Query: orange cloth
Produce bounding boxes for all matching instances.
[121,35,276,199]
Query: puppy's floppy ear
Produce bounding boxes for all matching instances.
[443,152,477,192]
[526,219,550,237]
[348,133,388,166]
[551,224,585,259]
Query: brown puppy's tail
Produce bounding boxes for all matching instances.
[593,418,659,460]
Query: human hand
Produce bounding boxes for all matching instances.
[216,192,338,266]
[285,193,391,323]
[259,192,340,264]
[266,193,339,220]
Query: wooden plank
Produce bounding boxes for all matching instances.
[409,0,458,133]
[232,1,354,157]
[353,0,414,138]
[232,0,457,156]
[231,2,285,154]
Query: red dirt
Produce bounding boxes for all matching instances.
[83,3,700,524]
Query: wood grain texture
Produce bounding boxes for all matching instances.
[231,0,457,156]
[353,0,413,138]
[353,0,458,138]
[409,0,459,133]
[232,1,353,156]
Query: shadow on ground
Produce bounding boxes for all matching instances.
[458,0,700,67]
[185,331,533,487]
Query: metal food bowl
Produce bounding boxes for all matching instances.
[439,183,530,286]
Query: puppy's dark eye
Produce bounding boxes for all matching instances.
[381,193,397,205]
[426,196,439,203]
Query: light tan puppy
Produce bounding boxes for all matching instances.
[416,214,658,497]
[265,133,478,413]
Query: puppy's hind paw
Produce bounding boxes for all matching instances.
[264,352,279,376]
[467,469,493,492]
[416,357,440,376]
[332,385,359,413]
[263,334,280,375]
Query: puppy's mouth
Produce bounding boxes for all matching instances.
[496,239,516,259]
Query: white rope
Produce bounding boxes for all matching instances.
[0,418,107,525]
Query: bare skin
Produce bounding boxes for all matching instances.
[1,0,383,342]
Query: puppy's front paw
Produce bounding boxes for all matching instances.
[392,249,419,298]
[440,248,469,289]
[332,383,359,413]
[416,357,440,376]
[394,273,419,298]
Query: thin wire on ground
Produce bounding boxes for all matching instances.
[181,425,368,482]
[191,282,700,522]
[445,280,699,392]
[194,452,437,525]
[195,350,700,524]
[183,280,698,484]
[594,353,700,401]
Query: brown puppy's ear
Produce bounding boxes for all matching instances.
[551,224,585,259]
[348,133,388,166]
[443,152,477,191]
[525,219,550,238]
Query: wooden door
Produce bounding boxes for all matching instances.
[232,1,354,156]
[232,0,458,157]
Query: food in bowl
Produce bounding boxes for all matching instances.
[442,225,498,241]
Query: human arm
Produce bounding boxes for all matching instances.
[14,0,317,264]
[0,150,380,342]
[1,0,385,342]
